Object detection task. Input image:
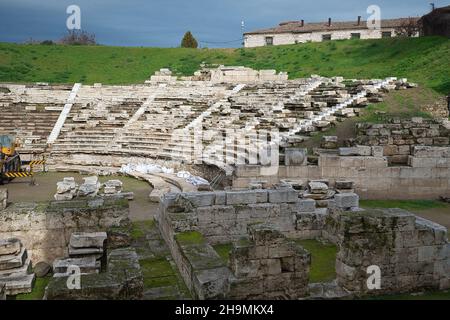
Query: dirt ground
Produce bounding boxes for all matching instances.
[412,207,450,230]
[3,171,158,221]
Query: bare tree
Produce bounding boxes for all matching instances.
[395,18,420,37]
[60,30,97,45]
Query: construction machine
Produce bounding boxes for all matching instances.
[0,135,27,184]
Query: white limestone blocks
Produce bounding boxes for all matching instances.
[54,177,78,200]
[78,176,101,197]
[149,68,177,83]
[0,188,7,210]
[70,232,107,250]
[103,180,123,194]
[174,188,299,208]
[54,176,128,201]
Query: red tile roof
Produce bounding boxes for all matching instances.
[244,17,420,35]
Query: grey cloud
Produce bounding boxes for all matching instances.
[0,0,439,47]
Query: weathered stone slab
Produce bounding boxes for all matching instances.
[45,247,143,300]
[53,256,100,275]
[335,181,354,190]
[0,247,27,271]
[0,238,22,256]
[183,192,216,207]
[70,232,107,249]
[193,267,231,300]
[334,193,359,209]
[2,273,35,296]
[226,190,257,205]
[309,181,328,194]
[296,199,316,213]
[339,146,371,156]
[268,189,298,203]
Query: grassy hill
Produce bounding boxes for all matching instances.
[0,36,449,94]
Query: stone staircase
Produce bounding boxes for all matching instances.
[53,232,107,277]
[0,238,35,296]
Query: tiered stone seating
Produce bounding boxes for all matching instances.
[51,83,228,161]
[199,77,396,169]
[51,85,152,155]
[113,83,227,157]
[0,84,69,155]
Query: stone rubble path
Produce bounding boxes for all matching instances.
[130,220,191,300]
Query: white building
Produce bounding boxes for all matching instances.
[244,17,420,48]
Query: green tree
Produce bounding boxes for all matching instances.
[181,31,198,48]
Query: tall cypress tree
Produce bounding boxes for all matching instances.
[181,31,198,48]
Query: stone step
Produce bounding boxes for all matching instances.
[70,232,107,249]
[0,238,22,256]
[68,246,104,257]
[0,257,32,278]
[3,273,35,296]
[53,256,101,275]
[0,247,28,271]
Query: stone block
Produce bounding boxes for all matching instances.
[308,181,328,194]
[268,189,298,203]
[334,193,359,209]
[413,146,450,158]
[418,246,437,262]
[0,238,22,256]
[214,191,226,205]
[335,180,354,190]
[226,190,257,205]
[371,146,384,157]
[254,190,268,203]
[193,267,231,300]
[296,199,316,212]
[339,146,372,156]
[184,192,216,207]
[70,232,107,249]
[260,258,282,275]
[53,256,100,275]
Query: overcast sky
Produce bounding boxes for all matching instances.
[0,0,446,47]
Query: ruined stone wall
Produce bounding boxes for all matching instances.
[159,188,303,245]
[354,118,449,165]
[228,224,310,299]
[0,198,130,263]
[332,208,450,295]
[233,146,450,199]
[159,188,449,298]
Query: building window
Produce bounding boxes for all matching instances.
[382,31,392,38]
[265,37,274,46]
[351,33,361,39]
[322,34,332,41]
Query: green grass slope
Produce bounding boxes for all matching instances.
[0,36,449,94]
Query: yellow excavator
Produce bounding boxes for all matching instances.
[0,135,29,185]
